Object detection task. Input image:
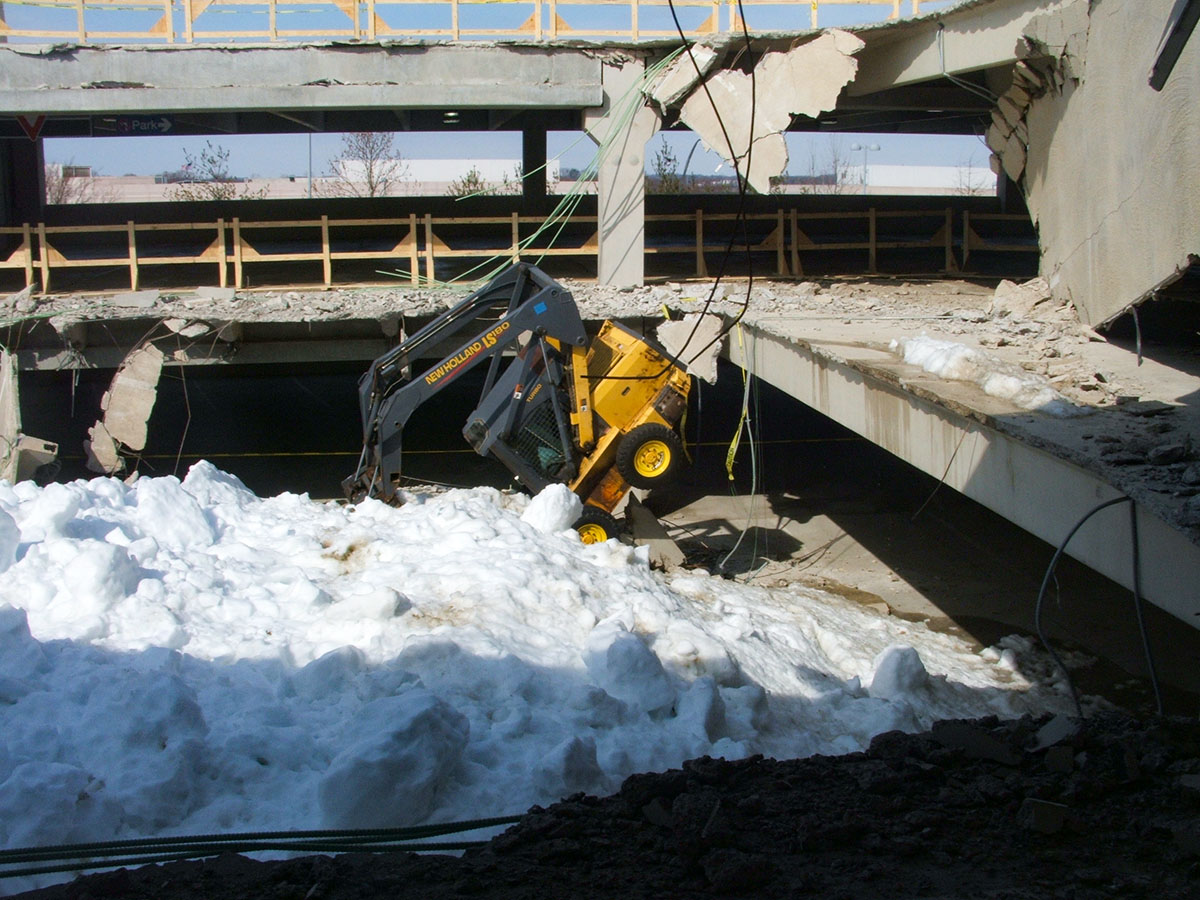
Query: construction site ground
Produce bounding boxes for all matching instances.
[7,275,1200,898]
[15,712,1200,899]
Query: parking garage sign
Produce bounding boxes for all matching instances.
[116,116,174,135]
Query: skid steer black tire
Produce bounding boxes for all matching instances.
[616,423,685,490]
[573,505,621,545]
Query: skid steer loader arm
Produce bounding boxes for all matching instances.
[345,264,588,503]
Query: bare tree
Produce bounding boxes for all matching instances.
[647,138,682,194]
[166,142,270,202]
[320,132,409,198]
[43,162,116,205]
[447,166,492,198]
[954,153,993,196]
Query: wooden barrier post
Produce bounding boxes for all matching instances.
[21,224,33,288]
[424,213,435,285]
[127,221,139,290]
[217,218,227,288]
[511,212,520,264]
[232,218,244,288]
[321,215,332,286]
[408,213,419,285]
[36,223,50,293]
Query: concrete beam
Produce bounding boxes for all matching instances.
[16,338,393,370]
[725,323,1200,629]
[0,44,602,114]
[848,0,1048,95]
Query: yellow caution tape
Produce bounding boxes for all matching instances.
[724,324,748,481]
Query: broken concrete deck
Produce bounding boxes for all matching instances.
[723,298,1200,632]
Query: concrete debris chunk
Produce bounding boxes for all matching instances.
[84,421,124,476]
[625,495,686,570]
[112,289,160,309]
[84,342,165,474]
[194,286,236,302]
[990,277,1051,319]
[4,284,34,312]
[1018,797,1071,835]
[1183,495,1200,526]
[646,42,722,112]
[677,30,863,193]
[164,318,211,339]
[656,313,724,385]
[1147,442,1189,465]
[1033,713,1079,750]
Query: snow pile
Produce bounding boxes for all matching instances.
[891,335,1087,417]
[0,464,1077,890]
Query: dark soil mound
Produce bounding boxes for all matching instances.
[16,713,1200,899]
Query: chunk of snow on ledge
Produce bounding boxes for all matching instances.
[891,335,1088,417]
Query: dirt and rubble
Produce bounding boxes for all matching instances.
[13,712,1200,899]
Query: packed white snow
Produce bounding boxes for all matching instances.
[0,465,1078,891]
[891,335,1087,417]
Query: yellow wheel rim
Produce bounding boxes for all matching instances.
[577,523,609,544]
[633,440,671,479]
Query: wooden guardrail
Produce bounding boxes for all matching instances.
[0,207,1035,292]
[0,0,939,44]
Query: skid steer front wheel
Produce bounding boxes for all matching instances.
[573,505,621,544]
[616,423,685,490]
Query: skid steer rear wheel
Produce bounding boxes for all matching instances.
[616,423,685,490]
[573,505,621,544]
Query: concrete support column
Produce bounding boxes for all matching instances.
[0,350,20,483]
[584,57,660,288]
[521,124,548,211]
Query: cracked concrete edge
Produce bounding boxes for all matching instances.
[645,42,722,113]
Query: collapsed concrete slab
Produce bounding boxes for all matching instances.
[84,343,165,475]
[656,313,725,385]
[672,30,864,193]
[997,0,1199,326]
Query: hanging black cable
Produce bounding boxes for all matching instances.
[1034,495,1163,719]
